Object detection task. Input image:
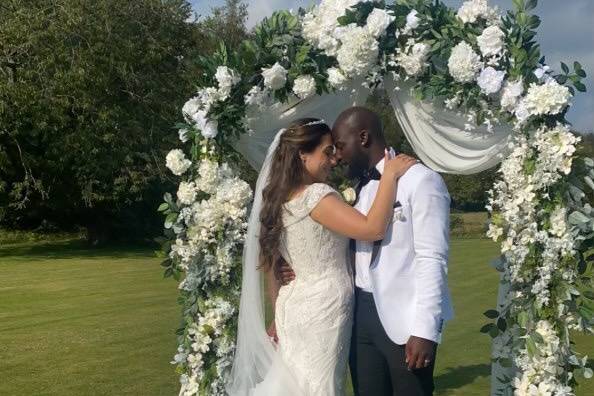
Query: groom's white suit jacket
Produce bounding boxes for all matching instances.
[354,156,454,345]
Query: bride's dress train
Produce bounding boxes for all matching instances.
[253,183,353,396]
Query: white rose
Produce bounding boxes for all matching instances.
[366,8,395,38]
[342,187,357,205]
[261,62,288,90]
[523,80,571,116]
[166,149,192,176]
[448,41,482,83]
[477,25,505,57]
[477,67,505,94]
[192,110,219,139]
[403,9,420,34]
[533,64,551,80]
[336,25,379,77]
[177,181,198,205]
[327,67,348,88]
[292,75,317,99]
[457,0,493,24]
[182,97,201,123]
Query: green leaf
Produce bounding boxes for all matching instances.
[574,81,586,92]
[497,317,507,332]
[583,290,594,300]
[574,61,583,71]
[480,323,495,333]
[489,325,500,338]
[484,309,500,319]
[561,62,569,74]
[158,202,169,212]
[525,0,538,11]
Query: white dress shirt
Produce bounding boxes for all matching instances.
[353,150,454,344]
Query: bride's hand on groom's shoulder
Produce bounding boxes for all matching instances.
[383,152,418,180]
[274,258,295,286]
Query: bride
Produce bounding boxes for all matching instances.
[227,118,416,395]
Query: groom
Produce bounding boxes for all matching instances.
[279,106,453,395]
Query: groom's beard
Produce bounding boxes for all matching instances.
[347,154,368,180]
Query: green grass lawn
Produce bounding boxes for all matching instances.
[1,237,592,395]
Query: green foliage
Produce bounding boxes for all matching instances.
[0,0,249,243]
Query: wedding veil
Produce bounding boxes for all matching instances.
[226,128,301,395]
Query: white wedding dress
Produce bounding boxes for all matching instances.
[227,133,354,396]
[268,183,354,395]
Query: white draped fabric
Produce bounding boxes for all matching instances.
[232,78,514,395]
[384,77,512,174]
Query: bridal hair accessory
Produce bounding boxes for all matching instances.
[302,119,326,127]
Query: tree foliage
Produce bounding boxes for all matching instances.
[0,0,248,242]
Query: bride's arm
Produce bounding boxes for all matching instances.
[311,154,416,242]
[265,264,280,342]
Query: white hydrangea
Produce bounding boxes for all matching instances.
[395,41,430,77]
[336,25,379,77]
[477,25,505,57]
[477,67,505,94]
[261,62,288,90]
[366,8,395,38]
[195,159,220,194]
[301,0,359,56]
[500,78,524,112]
[177,181,198,205]
[292,75,317,99]
[327,67,348,89]
[166,149,192,176]
[522,80,571,116]
[457,0,499,24]
[448,41,482,83]
[403,9,421,35]
[192,110,219,139]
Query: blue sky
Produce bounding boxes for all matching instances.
[190,0,594,133]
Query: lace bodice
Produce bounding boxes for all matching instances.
[280,183,350,281]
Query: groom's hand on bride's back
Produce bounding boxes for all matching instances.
[275,258,295,286]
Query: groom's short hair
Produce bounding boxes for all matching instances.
[333,106,385,144]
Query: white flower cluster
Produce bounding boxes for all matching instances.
[485,123,585,394]
[522,80,572,117]
[335,25,379,78]
[293,75,317,99]
[170,158,252,283]
[477,66,506,94]
[302,2,393,79]
[181,66,241,139]
[448,41,482,83]
[301,0,361,57]
[167,149,192,176]
[176,298,236,396]
[456,0,500,25]
[513,321,574,396]
[394,40,430,77]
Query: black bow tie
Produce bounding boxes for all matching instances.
[358,167,382,189]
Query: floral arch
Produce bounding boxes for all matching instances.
[158,0,593,394]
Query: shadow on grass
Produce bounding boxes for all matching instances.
[435,363,491,393]
[0,238,156,261]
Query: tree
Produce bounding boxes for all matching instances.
[0,0,249,243]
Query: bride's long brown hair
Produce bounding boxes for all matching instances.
[259,118,331,272]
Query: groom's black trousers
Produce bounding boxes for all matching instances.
[350,289,436,396]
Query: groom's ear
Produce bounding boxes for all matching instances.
[360,130,370,147]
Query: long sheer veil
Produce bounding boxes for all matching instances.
[226,128,300,395]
